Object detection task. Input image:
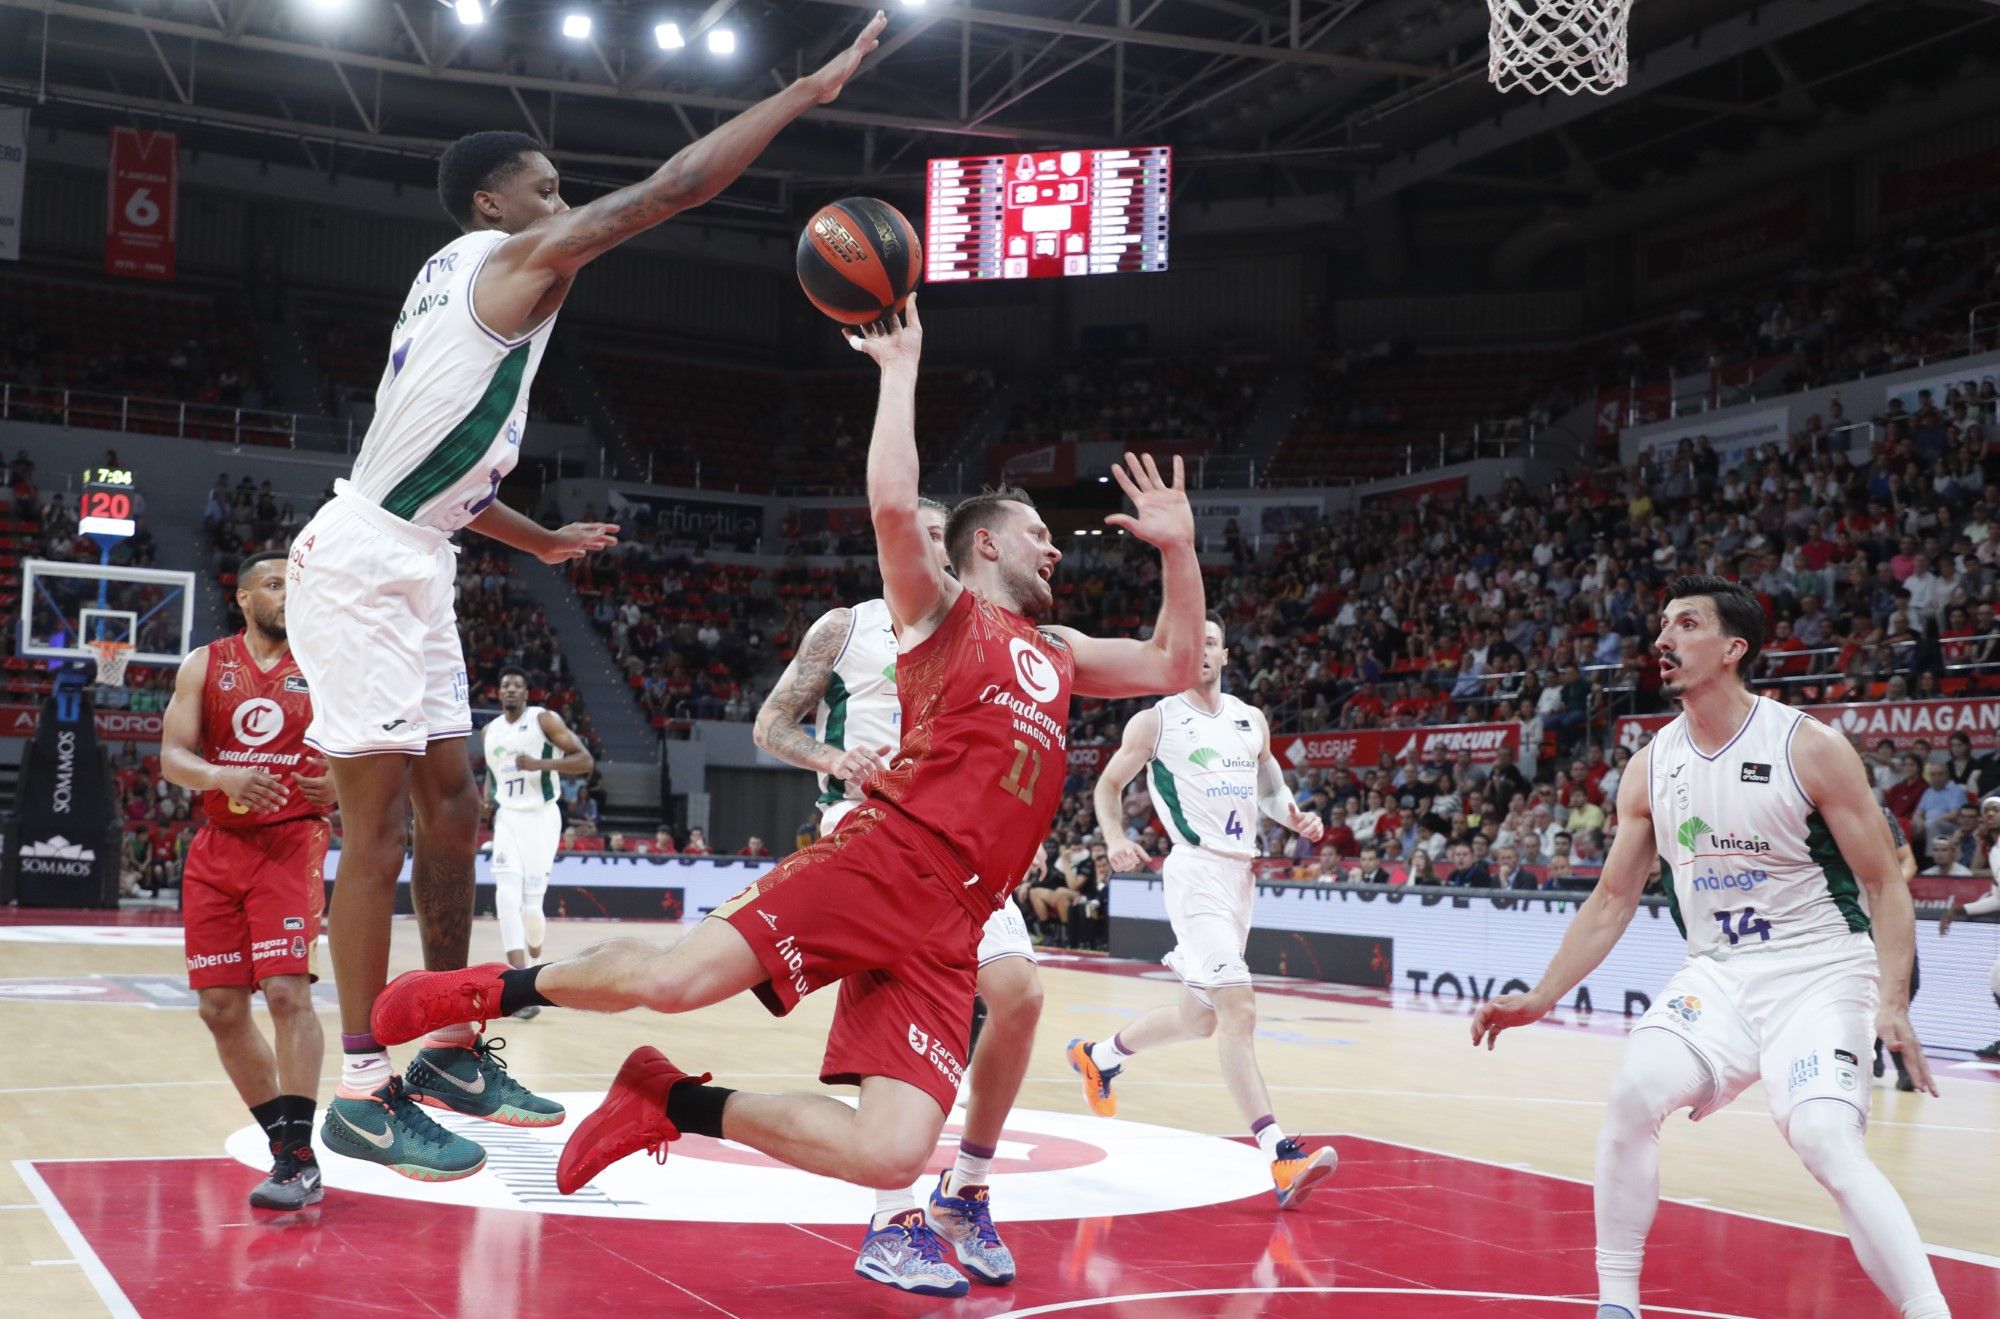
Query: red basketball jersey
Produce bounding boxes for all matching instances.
[198,632,324,830]
[868,588,1075,916]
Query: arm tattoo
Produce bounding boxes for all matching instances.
[755,609,852,774]
[551,182,679,258]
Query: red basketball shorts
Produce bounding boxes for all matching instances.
[182,818,330,990]
[715,803,984,1113]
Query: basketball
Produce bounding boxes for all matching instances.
[795,197,922,326]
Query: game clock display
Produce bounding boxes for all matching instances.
[925,146,1171,282]
[78,466,138,540]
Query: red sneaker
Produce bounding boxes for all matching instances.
[370,963,510,1045]
[556,1046,710,1195]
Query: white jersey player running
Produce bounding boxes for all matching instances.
[1077,616,1336,1211]
[282,12,886,1181]
[752,500,1041,1297]
[483,668,593,1015]
[1472,575,1946,1319]
[1938,794,2000,1061]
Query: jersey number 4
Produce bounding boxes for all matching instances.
[1713,906,1772,946]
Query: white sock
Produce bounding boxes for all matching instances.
[340,1051,392,1094]
[1596,1030,1713,1315]
[1253,1123,1286,1159]
[1090,1036,1129,1072]
[949,1150,994,1192]
[871,1186,915,1229]
[1787,1101,1948,1317]
[423,1022,478,1049]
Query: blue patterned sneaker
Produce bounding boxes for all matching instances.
[1594,1307,1637,1318]
[925,1174,1016,1285]
[320,1077,487,1181]
[854,1209,970,1297]
[406,1034,565,1128]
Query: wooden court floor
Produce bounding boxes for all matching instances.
[2,911,1996,1317]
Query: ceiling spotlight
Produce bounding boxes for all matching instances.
[454,0,483,25]
[304,0,348,12]
[901,0,925,7]
[654,21,683,48]
[706,26,734,54]
[561,11,592,39]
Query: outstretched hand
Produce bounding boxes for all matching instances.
[803,10,886,105]
[1104,452,1193,550]
[537,522,620,565]
[844,293,922,369]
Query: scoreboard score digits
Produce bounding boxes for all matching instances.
[79,466,138,539]
[926,146,1171,282]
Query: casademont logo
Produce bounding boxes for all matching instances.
[1676,816,1708,850]
[1188,747,1223,770]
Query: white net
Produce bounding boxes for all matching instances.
[1489,0,1632,96]
[90,640,133,688]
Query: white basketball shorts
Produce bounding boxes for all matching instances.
[287,480,470,757]
[822,798,1034,967]
[1160,845,1257,1006]
[491,803,562,882]
[1634,932,1879,1129]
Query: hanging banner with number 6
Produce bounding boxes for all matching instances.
[105,126,176,281]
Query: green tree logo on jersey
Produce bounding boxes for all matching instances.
[882,663,897,686]
[1676,816,1709,850]
[1188,747,1223,769]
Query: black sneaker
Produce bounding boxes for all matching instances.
[511,1004,542,1020]
[249,1153,324,1210]
[1977,1040,2000,1062]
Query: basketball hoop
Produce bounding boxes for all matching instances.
[89,639,133,689]
[1488,0,1632,96]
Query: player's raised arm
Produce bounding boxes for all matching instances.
[1092,706,1161,872]
[1472,741,1658,1050]
[160,646,288,812]
[1793,719,1938,1096]
[850,296,961,632]
[528,709,595,777]
[471,11,886,338]
[1254,709,1322,844]
[1047,453,1204,698]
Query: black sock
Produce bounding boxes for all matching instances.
[250,1097,287,1155]
[279,1094,317,1160]
[500,965,551,1017]
[664,1080,735,1139]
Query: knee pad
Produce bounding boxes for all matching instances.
[494,867,526,954]
[522,871,550,949]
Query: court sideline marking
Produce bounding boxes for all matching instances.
[994,1288,1759,1317]
[14,1161,138,1319]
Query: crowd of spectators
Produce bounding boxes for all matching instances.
[1003,355,1268,451]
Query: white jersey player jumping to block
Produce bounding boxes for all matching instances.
[1938,793,2000,1061]
[1074,615,1336,1212]
[1472,574,1947,1319]
[284,12,887,1180]
[482,667,593,1017]
[752,499,1041,1298]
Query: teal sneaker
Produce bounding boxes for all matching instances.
[405,1034,566,1129]
[320,1077,487,1182]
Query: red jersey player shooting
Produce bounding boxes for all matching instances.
[366,292,1205,1246]
[162,549,337,1211]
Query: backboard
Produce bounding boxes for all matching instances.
[17,558,197,669]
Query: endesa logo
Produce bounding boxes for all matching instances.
[1691,868,1772,893]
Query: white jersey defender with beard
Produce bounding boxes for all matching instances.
[1646,695,1870,958]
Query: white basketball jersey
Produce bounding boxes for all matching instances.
[348,230,555,531]
[814,599,902,813]
[485,706,558,813]
[1146,692,1262,859]
[1648,695,1870,960]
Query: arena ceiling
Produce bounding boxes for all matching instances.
[0,0,1993,237]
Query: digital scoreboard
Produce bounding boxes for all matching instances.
[79,466,138,539]
[925,146,1171,282]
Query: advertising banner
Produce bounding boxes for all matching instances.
[0,702,164,742]
[1109,877,2000,1053]
[4,689,120,907]
[1640,197,1809,282]
[1879,143,2000,218]
[608,489,764,546]
[0,108,26,262]
[1272,721,1521,770]
[1615,696,2000,754]
[105,126,177,282]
